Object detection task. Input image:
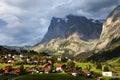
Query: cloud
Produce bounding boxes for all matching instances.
[0,0,119,46]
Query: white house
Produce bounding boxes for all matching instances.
[8,60,14,66]
[102,71,117,77]
[56,64,63,71]
[57,57,62,62]
[71,72,77,76]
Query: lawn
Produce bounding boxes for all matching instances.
[0,63,37,69]
[0,74,19,80]
[12,73,96,80]
[75,62,102,74]
[0,63,8,69]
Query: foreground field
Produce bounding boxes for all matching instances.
[0,74,18,80]
[12,73,96,80]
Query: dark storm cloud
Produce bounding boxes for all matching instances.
[84,0,119,12]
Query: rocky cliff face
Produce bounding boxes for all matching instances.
[37,15,102,44]
[33,15,102,55]
[95,6,120,50]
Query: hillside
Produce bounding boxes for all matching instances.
[76,6,120,61]
[88,42,120,61]
[95,6,120,50]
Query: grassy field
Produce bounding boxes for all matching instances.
[0,63,37,69]
[75,62,102,74]
[11,73,96,80]
[0,64,8,69]
[0,74,18,80]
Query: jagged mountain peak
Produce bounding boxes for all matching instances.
[37,15,102,45]
[34,14,102,55]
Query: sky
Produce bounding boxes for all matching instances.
[0,0,119,46]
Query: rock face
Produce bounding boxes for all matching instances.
[37,15,102,44]
[33,15,102,55]
[95,6,120,50]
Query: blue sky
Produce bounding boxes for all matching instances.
[0,0,119,46]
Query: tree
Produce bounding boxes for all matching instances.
[19,64,25,75]
[95,62,102,70]
[66,60,75,69]
[103,66,109,71]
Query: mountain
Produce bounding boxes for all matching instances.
[38,15,102,44]
[95,6,120,50]
[33,15,102,56]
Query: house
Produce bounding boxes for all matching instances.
[56,64,66,71]
[83,68,91,77]
[72,72,78,76]
[66,68,76,74]
[42,63,52,73]
[13,68,20,75]
[66,68,79,76]
[57,57,62,62]
[9,68,20,75]
[44,67,51,73]
[102,71,117,77]
[4,66,12,74]
[56,64,63,71]
[4,66,20,75]
[8,60,14,66]
[97,77,104,80]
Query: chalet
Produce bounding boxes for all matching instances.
[97,77,104,80]
[72,72,78,76]
[44,67,51,73]
[4,66,12,74]
[12,55,21,60]
[14,68,20,75]
[26,66,39,73]
[12,54,24,60]
[83,68,91,77]
[56,64,66,71]
[102,71,117,77]
[56,64,63,71]
[66,68,79,76]
[42,63,52,73]
[8,60,14,66]
[57,57,62,62]
[4,66,20,75]
[66,68,76,74]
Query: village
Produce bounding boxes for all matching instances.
[0,53,120,80]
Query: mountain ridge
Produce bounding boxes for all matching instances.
[33,15,102,56]
[37,14,102,45]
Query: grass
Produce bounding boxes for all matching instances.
[75,62,102,74]
[13,73,96,80]
[0,63,38,69]
[0,74,18,80]
[106,58,120,75]
[0,63,8,69]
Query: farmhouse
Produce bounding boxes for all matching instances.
[56,64,66,71]
[102,71,117,77]
[8,60,14,66]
